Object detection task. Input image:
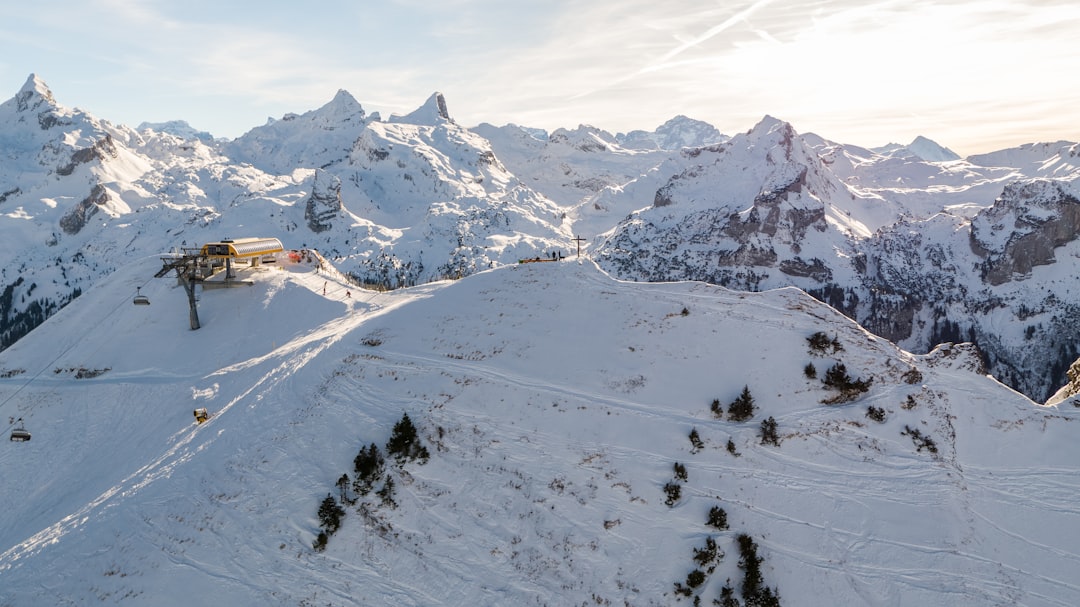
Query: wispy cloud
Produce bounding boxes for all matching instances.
[3,0,1079,150]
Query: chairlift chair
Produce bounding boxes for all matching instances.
[133,287,150,306]
[10,418,30,442]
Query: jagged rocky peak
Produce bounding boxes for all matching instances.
[745,115,815,165]
[548,124,619,152]
[747,114,789,138]
[970,179,1080,285]
[315,89,366,125]
[15,73,57,113]
[255,88,366,130]
[390,92,451,125]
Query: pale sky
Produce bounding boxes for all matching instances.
[2,0,1078,156]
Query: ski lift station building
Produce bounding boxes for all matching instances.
[200,237,284,261]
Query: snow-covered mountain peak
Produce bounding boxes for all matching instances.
[548,124,621,153]
[389,91,451,125]
[317,89,367,125]
[746,114,789,139]
[223,89,372,174]
[14,73,56,113]
[908,135,960,161]
[873,136,960,162]
[137,119,215,142]
[617,115,727,151]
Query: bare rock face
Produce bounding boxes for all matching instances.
[59,184,109,235]
[304,169,344,233]
[970,179,1080,285]
[57,135,118,176]
[1045,356,1080,405]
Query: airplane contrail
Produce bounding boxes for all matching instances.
[651,0,776,67]
[569,0,776,99]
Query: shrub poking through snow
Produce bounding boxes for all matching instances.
[674,462,688,482]
[807,331,843,354]
[866,405,887,423]
[664,481,682,507]
[821,362,872,403]
[706,505,729,530]
[693,536,722,571]
[902,425,938,454]
[689,428,704,453]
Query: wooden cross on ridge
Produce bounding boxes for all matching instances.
[572,235,587,259]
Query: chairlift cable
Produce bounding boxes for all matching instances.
[1,267,159,436]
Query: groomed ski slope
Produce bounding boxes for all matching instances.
[1,255,1078,606]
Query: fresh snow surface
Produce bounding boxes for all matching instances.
[2,255,1078,606]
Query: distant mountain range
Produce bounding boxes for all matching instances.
[3,73,1080,401]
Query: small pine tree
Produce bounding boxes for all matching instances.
[312,531,328,552]
[759,417,779,446]
[376,475,397,508]
[386,412,430,464]
[693,536,721,569]
[718,581,741,607]
[336,473,353,505]
[317,493,345,534]
[736,534,764,600]
[823,362,851,388]
[803,362,817,379]
[727,386,756,422]
[711,398,723,419]
[353,443,385,495]
[726,438,740,457]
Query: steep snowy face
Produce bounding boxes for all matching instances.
[223,88,369,174]
[805,133,1022,227]
[968,140,1080,179]
[594,116,864,291]
[472,123,668,213]
[315,111,570,286]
